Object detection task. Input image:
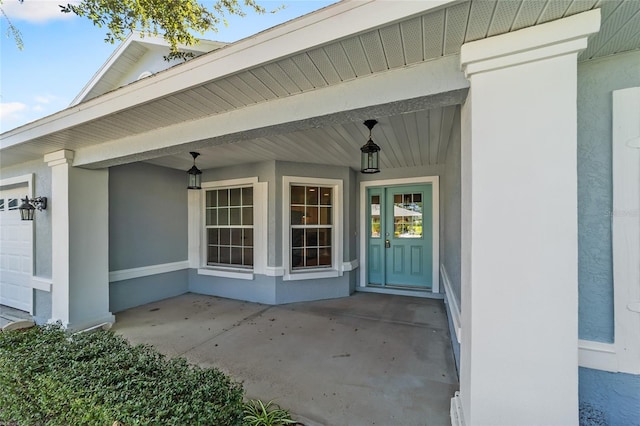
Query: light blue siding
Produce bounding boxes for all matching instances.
[110,270,189,313]
[441,109,462,308]
[33,289,52,324]
[577,50,640,423]
[579,367,640,426]
[188,270,354,305]
[109,162,188,271]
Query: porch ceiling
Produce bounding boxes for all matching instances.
[146,106,461,170]
[1,0,638,170]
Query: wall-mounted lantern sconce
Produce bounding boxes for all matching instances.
[361,119,381,174]
[187,151,202,190]
[18,196,47,221]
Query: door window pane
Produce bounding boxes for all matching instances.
[393,192,423,238]
[370,194,380,238]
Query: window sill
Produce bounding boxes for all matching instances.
[197,267,254,280]
[283,269,341,281]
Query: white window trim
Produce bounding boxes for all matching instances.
[188,177,267,279]
[282,176,343,281]
[359,176,440,293]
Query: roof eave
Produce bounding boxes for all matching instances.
[0,0,457,151]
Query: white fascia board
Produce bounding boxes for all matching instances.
[1,0,456,149]
[73,54,467,167]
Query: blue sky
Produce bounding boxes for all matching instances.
[0,0,336,132]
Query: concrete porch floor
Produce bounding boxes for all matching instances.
[112,292,458,426]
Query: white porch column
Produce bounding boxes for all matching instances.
[457,11,600,426]
[45,149,114,330]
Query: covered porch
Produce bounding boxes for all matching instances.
[2,1,627,424]
[112,291,458,425]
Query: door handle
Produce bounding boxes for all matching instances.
[385,240,390,248]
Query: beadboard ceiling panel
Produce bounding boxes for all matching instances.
[145,107,461,171]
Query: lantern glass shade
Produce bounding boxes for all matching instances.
[360,139,381,173]
[187,165,202,190]
[19,198,35,221]
[187,152,203,190]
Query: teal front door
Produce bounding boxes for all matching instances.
[367,184,433,289]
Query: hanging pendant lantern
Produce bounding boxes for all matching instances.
[187,152,202,190]
[360,119,381,174]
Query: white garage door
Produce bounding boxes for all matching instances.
[0,186,32,312]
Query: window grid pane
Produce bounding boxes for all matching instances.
[206,186,254,268]
[290,184,333,270]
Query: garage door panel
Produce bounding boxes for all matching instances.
[0,185,33,312]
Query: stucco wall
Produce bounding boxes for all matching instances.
[442,108,462,308]
[577,50,640,343]
[110,270,188,313]
[577,50,640,424]
[579,367,640,426]
[109,162,188,270]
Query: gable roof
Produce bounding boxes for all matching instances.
[70,32,226,106]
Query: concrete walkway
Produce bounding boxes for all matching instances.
[112,292,458,426]
[0,304,31,328]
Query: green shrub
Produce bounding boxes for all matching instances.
[0,324,245,425]
[243,400,297,426]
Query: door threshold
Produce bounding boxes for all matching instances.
[356,286,444,300]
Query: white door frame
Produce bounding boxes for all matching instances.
[359,176,440,293]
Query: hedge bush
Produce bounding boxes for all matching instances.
[0,324,245,425]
